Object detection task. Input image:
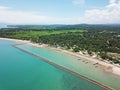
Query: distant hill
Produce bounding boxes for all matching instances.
[7,24,120,32]
[7,24,66,29]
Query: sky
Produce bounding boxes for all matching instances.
[0,0,120,24]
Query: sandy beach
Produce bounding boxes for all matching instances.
[1,37,120,77]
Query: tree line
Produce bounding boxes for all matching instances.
[0,24,120,64]
[31,32,120,64]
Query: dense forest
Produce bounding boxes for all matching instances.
[0,24,120,64]
[32,32,120,63]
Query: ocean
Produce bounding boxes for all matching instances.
[0,40,119,90]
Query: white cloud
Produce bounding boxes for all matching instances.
[109,0,116,4]
[0,6,10,10]
[0,6,46,24]
[79,0,120,24]
[0,0,120,24]
[73,0,85,6]
[0,6,79,24]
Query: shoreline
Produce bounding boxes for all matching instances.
[0,38,120,77]
[12,44,113,90]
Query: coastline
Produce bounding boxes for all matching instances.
[1,38,120,77]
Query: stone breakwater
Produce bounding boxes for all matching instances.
[13,44,114,90]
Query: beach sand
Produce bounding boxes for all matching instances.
[1,38,120,77]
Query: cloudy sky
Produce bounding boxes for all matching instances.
[0,0,120,24]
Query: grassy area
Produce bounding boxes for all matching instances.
[10,30,86,40]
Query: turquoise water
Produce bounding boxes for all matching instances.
[0,40,105,90]
[17,44,120,90]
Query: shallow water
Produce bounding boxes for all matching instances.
[17,44,120,90]
[0,40,105,90]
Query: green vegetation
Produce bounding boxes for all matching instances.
[0,29,86,40]
[35,32,120,63]
[0,24,120,64]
